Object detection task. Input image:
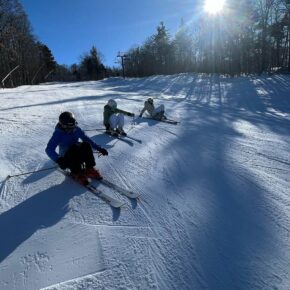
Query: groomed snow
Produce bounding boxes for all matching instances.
[0,74,290,289]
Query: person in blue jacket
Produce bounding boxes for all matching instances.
[46,111,108,184]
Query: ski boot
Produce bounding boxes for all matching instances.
[71,172,89,185]
[116,128,127,136]
[85,167,103,180]
[106,128,118,137]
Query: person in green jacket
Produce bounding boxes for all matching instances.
[103,99,134,136]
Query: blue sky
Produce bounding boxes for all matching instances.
[20,0,199,67]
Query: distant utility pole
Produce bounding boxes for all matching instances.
[117,52,128,79]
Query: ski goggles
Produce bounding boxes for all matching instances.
[60,122,78,129]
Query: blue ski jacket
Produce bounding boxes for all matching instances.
[45,124,101,162]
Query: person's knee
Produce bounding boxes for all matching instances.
[116,114,125,126]
[65,144,79,156]
[117,113,125,120]
[81,142,91,150]
[109,114,117,128]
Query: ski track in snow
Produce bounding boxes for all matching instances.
[0,74,290,289]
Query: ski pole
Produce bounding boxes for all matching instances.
[7,166,57,179]
[93,150,106,158]
[84,128,106,132]
[96,152,103,158]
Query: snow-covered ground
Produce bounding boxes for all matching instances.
[0,74,290,290]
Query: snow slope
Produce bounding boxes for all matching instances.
[0,74,290,290]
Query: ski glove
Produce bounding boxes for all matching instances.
[127,112,135,117]
[98,148,108,156]
[57,157,67,170]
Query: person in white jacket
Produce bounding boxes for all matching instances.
[139,98,166,120]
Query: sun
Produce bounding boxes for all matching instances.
[204,0,225,14]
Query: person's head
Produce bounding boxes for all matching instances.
[59,111,77,132]
[108,99,117,109]
[147,98,153,104]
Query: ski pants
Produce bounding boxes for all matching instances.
[63,142,96,173]
[152,104,165,119]
[109,113,125,130]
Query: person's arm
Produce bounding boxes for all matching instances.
[103,105,111,127]
[139,107,146,117]
[45,131,61,162]
[139,101,148,117]
[115,108,134,117]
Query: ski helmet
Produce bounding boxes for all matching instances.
[108,99,117,109]
[59,111,77,128]
[148,98,153,104]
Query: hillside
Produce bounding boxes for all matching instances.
[0,74,290,289]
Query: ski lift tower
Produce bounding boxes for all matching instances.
[117,52,128,79]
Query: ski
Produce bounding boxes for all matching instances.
[143,117,179,125]
[59,170,125,208]
[105,131,142,144]
[163,117,180,124]
[99,179,140,199]
[159,119,179,125]
[85,183,125,208]
[118,134,142,144]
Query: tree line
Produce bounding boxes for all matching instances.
[0,0,57,87]
[1,0,290,88]
[124,0,290,77]
[0,0,115,87]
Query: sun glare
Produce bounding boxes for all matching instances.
[204,0,225,14]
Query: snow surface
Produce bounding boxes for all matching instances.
[0,74,290,290]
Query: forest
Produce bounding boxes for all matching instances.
[1,0,290,87]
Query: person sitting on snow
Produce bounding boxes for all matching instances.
[46,111,108,185]
[139,98,167,120]
[103,99,134,136]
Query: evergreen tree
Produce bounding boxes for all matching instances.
[173,19,195,72]
[79,46,106,80]
[153,22,173,73]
